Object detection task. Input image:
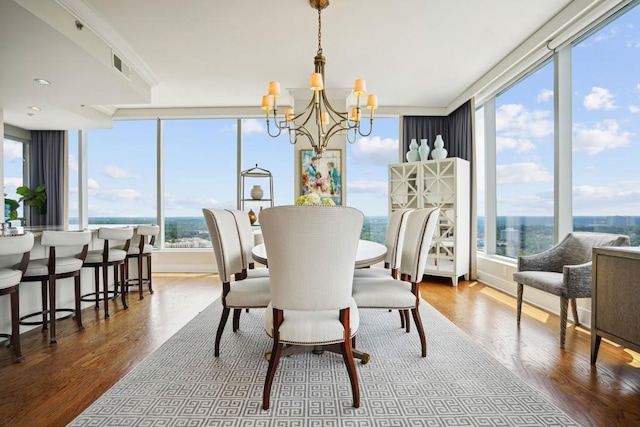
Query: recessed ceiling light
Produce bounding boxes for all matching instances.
[33,78,51,85]
[28,106,41,111]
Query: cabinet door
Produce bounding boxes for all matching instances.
[389,163,420,211]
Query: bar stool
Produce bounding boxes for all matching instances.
[125,225,159,300]
[20,230,91,345]
[0,232,34,362]
[82,227,133,318]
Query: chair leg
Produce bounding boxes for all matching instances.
[75,275,85,332]
[120,263,128,309]
[10,290,24,362]
[214,307,230,357]
[232,309,241,332]
[263,340,283,410]
[340,339,360,408]
[102,264,110,318]
[404,310,411,333]
[560,297,569,349]
[93,266,100,309]
[146,255,153,294]
[571,298,579,325]
[48,276,57,345]
[516,283,524,325]
[41,280,48,331]
[411,307,427,357]
[399,310,405,329]
[138,255,144,300]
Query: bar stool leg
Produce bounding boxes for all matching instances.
[93,266,100,309]
[138,255,144,300]
[10,290,24,362]
[120,263,128,309]
[146,255,153,294]
[48,276,57,345]
[75,275,84,331]
[102,263,110,318]
[40,280,48,331]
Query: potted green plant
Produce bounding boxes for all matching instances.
[4,195,19,220]
[17,183,47,215]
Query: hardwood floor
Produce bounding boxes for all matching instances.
[0,274,638,426]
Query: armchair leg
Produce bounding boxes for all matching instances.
[571,298,579,325]
[516,283,524,325]
[560,297,569,349]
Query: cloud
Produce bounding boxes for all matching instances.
[349,136,399,165]
[594,28,619,43]
[625,40,640,48]
[573,119,633,154]
[583,86,617,110]
[163,193,219,210]
[573,184,640,215]
[346,180,387,195]
[69,154,78,172]
[496,137,536,154]
[242,119,264,134]
[103,165,132,179]
[537,89,553,103]
[496,162,552,185]
[92,189,143,202]
[88,178,100,189]
[629,105,640,113]
[496,104,553,139]
[3,177,22,190]
[3,140,23,161]
[496,191,554,216]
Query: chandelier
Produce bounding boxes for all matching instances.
[260,0,378,157]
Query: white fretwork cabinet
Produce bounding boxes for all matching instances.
[388,158,470,286]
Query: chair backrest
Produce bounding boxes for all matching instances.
[0,232,34,270]
[259,205,363,311]
[98,227,134,252]
[385,208,412,268]
[132,224,159,249]
[560,232,630,267]
[399,207,440,282]
[226,209,255,270]
[40,230,92,259]
[202,208,245,283]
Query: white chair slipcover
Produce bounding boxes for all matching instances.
[226,209,269,279]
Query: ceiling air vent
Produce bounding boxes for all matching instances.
[112,51,132,80]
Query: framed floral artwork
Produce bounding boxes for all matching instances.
[299,149,342,205]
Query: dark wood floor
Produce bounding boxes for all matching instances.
[0,274,638,426]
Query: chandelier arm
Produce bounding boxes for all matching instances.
[318,89,348,119]
[265,117,284,138]
[356,118,375,138]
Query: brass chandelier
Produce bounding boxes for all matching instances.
[261,0,378,157]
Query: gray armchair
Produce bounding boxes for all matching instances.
[513,232,630,348]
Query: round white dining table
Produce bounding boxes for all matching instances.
[251,239,386,268]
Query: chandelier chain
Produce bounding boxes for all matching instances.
[317,8,322,55]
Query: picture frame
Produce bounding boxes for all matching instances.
[300,149,342,205]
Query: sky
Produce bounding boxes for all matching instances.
[4,4,639,221]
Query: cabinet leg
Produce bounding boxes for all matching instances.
[591,334,602,365]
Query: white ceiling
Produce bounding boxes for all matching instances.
[1,0,586,131]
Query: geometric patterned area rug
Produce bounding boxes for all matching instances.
[69,300,579,426]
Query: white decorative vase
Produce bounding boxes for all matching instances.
[250,185,264,200]
[418,139,430,161]
[431,134,447,159]
[405,139,420,162]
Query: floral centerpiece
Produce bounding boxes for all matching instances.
[295,192,336,206]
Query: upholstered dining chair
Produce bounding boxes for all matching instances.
[513,231,630,348]
[20,230,91,345]
[226,209,269,280]
[0,232,34,362]
[82,227,133,318]
[202,208,271,357]
[259,205,364,410]
[354,208,412,279]
[352,207,440,357]
[125,224,159,300]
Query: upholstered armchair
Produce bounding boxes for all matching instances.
[513,232,630,348]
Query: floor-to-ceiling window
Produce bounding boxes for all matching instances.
[87,120,157,226]
[163,119,236,248]
[67,130,79,224]
[346,117,399,244]
[3,137,25,221]
[475,106,485,252]
[495,61,555,258]
[572,3,640,245]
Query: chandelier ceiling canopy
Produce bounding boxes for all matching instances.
[261,0,378,157]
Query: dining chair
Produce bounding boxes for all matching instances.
[226,209,269,280]
[202,208,271,357]
[354,208,412,279]
[82,227,133,318]
[20,230,91,345]
[259,205,364,410]
[352,207,440,357]
[125,225,159,300]
[0,232,34,362]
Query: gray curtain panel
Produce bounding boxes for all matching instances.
[29,130,64,226]
[402,100,472,161]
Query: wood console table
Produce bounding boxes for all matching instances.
[591,246,640,364]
